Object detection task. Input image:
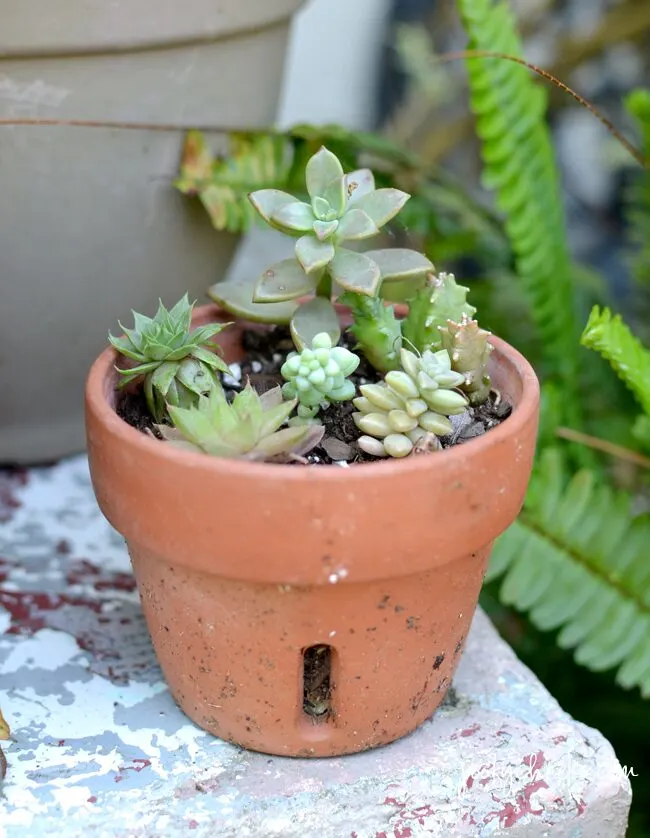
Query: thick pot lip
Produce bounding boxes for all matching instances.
[85,304,540,484]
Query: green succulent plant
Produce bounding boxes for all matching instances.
[353,347,468,458]
[156,381,324,462]
[440,315,493,405]
[109,295,231,423]
[280,332,360,423]
[211,146,432,355]
[339,292,403,373]
[402,272,477,353]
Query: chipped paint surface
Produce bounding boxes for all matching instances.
[0,456,631,837]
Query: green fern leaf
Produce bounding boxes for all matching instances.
[174,131,291,233]
[625,91,650,288]
[488,448,650,697]
[633,415,650,452]
[581,305,650,416]
[456,0,581,418]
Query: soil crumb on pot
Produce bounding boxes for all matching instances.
[116,325,512,465]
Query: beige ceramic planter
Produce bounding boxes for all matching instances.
[86,304,540,757]
[0,0,304,464]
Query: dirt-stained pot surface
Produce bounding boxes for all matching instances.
[85,303,540,757]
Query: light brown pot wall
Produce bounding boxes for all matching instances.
[85,304,540,757]
[0,0,304,464]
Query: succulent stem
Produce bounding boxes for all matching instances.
[340,292,402,373]
[316,271,333,299]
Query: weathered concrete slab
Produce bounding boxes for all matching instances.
[0,456,631,837]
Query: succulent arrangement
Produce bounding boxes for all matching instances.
[110,147,502,463]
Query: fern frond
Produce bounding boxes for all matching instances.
[174,131,291,232]
[625,90,650,289]
[624,89,650,344]
[581,306,650,416]
[487,448,650,697]
[456,0,581,415]
[633,415,650,452]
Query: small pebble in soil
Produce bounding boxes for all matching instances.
[222,363,242,389]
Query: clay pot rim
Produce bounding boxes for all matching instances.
[85,304,539,482]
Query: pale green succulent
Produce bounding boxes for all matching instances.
[281,332,360,423]
[402,272,477,353]
[109,295,231,423]
[353,347,468,458]
[156,381,324,462]
[211,146,432,354]
[440,315,494,405]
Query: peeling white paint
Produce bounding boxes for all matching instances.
[2,629,80,673]
[50,785,95,813]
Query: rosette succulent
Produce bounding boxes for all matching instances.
[156,381,324,462]
[109,295,230,423]
[440,315,494,405]
[353,347,469,458]
[211,146,432,353]
[281,332,360,423]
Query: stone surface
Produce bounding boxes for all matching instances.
[0,456,632,837]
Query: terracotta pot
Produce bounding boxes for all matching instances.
[85,303,539,757]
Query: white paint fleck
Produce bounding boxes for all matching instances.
[50,785,94,812]
[0,606,11,634]
[2,628,80,673]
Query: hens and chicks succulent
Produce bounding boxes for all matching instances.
[111,146,496,463]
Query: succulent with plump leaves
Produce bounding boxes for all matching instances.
[281,332,360,423]
[109,295,231,423]
[214,146,432,353]
[402,272,476,353]
[439,315,493,405]
[353,347,468,458]
[156,382,324,462]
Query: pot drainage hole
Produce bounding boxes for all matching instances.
[303,645,332,720]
